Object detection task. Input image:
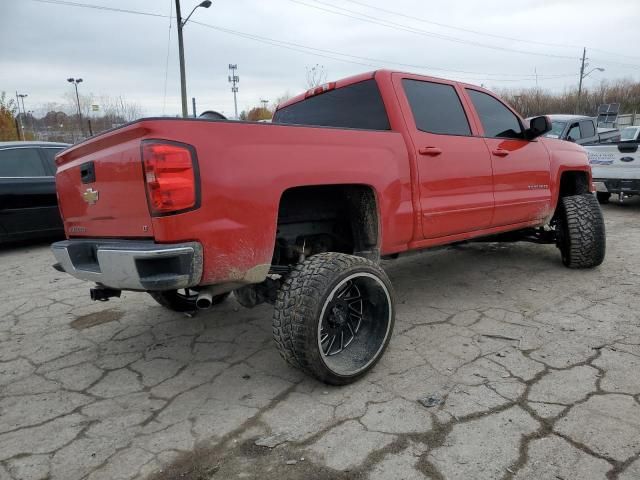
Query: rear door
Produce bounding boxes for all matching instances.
[394,74,494,239]
[0,146,61,237]
[464,88,552,226]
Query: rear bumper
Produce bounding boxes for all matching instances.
[51,239,203,291]
[593,178,640,195]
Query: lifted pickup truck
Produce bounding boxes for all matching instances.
[542,114,619,144]
[52,70,605,385]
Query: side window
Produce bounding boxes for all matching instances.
[579,120,595,138]
[567,123,581,141]
[402,79,471,136]
[467,89,523,139]
[40,148,64,174]
[0,148,48,177]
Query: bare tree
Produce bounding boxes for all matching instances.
[305,64,327,89]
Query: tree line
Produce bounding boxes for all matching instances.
[497,78,640,118]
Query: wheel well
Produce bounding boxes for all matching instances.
[558,171,590,198]
[274,185,379,265]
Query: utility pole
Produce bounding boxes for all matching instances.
[175,0,188,117]
[175,0,212,118]
[192,97,197,117]
[576,47,587,114]
[260,99,268,110]
[228,64,239,119]
[575,49,604,115]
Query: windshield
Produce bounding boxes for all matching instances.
[620,127,639,141]
[543,121,566,139]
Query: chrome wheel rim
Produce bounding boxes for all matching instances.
[318,272,392,377]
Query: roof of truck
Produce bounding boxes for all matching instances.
[546,115,594,122]
[0,141,69,148]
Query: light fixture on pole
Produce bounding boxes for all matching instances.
[175,0,212,118]
[67,78,84,136]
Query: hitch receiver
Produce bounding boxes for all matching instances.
[90,287,122,302]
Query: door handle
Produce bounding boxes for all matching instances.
[492,149,509,157]
[419,146,442,156]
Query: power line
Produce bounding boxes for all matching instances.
[341,0,582,51]
[32,0,166,17]
[33,0,568,81]
[30,0,638,80]
[192,20,576,82]
[340,0,640,62]
[287,0,579,60]
[289,0,640,69]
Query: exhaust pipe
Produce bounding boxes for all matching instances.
[90,287,121,302]
[196,287,215,310]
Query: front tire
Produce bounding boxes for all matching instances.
[149,289,230,312]
[273,252,395,385]
[556,194,606,268]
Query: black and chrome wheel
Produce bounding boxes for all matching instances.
[273,252,394,385]
[149,289,230,312]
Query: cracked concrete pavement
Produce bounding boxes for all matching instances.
[1,199,639,480]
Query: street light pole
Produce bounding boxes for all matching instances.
[67,78,84,136]
[15,91,24,140]
[575,48,604,114]
[175,0,212,118]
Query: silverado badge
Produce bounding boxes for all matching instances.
[82,188,99,205]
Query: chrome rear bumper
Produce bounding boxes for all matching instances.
[51,239,202,291]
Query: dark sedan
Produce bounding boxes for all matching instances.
[0,141,69,243]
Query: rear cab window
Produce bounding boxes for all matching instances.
[466,89,523,139]
[402,79,471,136]
[0,148,48,177]
[273,79,390,130]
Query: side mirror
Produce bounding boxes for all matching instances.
[526,115,551,139]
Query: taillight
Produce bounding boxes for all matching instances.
[141,141,199,216]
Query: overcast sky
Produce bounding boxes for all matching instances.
[2,0,640,117]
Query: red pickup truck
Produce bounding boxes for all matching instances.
[52,70,605,385]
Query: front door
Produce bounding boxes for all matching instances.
[395,75,494,239]
[464,89,552,226]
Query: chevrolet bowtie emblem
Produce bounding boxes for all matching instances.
[82,188,99,205]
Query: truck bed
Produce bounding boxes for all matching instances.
[55,118,413,286]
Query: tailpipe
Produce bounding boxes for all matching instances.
[90,287,121,302]
[196,287,215,310]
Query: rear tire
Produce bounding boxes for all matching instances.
[149,289,230,312]
[556,194,606,268]
[596,192,611,204]
[273,252,395,385]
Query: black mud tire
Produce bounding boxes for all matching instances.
[556,193,606,268]
[596,192,611,204]
[149,290,230,312]
[272,252,395,385]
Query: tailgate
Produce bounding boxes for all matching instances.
[587,143,640,180]
[55,125,154,238]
